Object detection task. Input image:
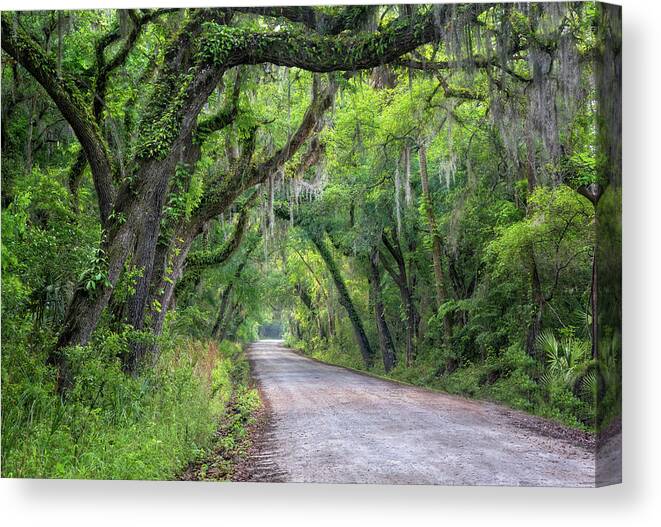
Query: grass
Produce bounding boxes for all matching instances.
[1,338,257,480]
[179,384,261,481]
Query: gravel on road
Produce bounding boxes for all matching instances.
[239,340,595,486]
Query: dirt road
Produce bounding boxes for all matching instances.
[241,340,595,486]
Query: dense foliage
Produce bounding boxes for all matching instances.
[2,3,621,478]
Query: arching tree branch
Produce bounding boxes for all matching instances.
[2,13,116,225]
[185,191,257,273]
[200,7,449,73]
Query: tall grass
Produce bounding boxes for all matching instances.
[1,338,247,480]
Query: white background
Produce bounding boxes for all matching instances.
[1,1,658,526]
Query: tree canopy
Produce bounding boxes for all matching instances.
[1,3,621,480]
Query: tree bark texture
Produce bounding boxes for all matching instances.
[310,232,374,368]
[368,249,396,372]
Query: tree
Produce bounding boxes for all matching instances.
[3,6,448,386]
[2,6,620,476]
[418,141,452,341]
[368,249,396,371]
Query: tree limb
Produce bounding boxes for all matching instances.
[2,13,116,225]
[194,67,243,143]
[185,191,257,272]
[200,7,449,73]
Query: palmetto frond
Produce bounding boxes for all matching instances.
[537,330,592,390]
[581,370,598,399]
[537,330,561,368]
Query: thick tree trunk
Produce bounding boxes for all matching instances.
[117,158,184,372]
[123,140,200,338]
[43,15,229,379]
[125,184,171,329]
[54,155,178,380]
[368,249,396,372]
[418,143,452,341]
[50,220,136,391]
[310,232,374,368]
[54,151,197,378]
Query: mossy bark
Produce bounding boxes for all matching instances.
[3,6,442,388]
[309,233,374,368]
[368,249,396,372]
[380,233,418,367]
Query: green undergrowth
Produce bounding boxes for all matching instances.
[179,381,260,481]
[289,336,595,432]
[1,338,256,480]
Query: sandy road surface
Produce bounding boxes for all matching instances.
[242,340,595,486]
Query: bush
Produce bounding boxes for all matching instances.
[290,331,365,371]
[1,337,249,479]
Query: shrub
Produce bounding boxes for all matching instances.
[1,338,249,479]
